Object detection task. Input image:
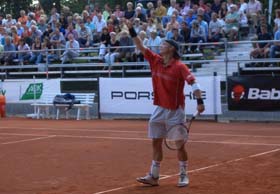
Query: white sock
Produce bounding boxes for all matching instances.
[150,160,160,178]
[179,161,188,175]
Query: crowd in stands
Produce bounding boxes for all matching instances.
[0,0,279,68]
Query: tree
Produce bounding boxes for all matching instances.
[0,0,32,18]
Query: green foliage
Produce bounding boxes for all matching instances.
[0,0,32,18]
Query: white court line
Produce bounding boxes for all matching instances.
[93,148,280,194]
[0,126,280,138]
[1,133,280,147]
[1,135,56,145]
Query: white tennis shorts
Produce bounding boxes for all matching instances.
[148,106,186,138]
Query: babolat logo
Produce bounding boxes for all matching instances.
[231,84,245,101]
[111,91,154,100]
[248,88,280,100]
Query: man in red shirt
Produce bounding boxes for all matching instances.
[126,21,205,187]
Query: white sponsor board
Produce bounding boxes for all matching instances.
[100,77,221,115]
[1,79,61,103]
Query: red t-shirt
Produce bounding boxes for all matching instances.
[144,48,195,110]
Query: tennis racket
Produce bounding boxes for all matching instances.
[164,111,199,150]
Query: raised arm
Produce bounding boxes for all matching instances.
[126,20,147,55]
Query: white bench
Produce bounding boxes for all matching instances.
[31,93,95,120]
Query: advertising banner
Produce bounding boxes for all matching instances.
[100,77,221,115]
[1,79,61,103]
[228,76,280,111]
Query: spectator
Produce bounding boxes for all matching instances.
[219,2,228,20]
[11,26,21,47]
[181,0,192,16]
[184,9,196,27]
[61,33,80,64]
[273,9,280,32]
[65,23,79,41]
[3,14,16,29]
[117,30,134,62]
[133,18,142,34]
[147,30,162,53]
[103,3,112,21]
[223,4,240,41]
[108,14,119,26]
[166,14,180,32]
[17,38,31,65]
[16,22,24,37]
[146,2,155,18]
[37,17,48,34]
[114,25,122,41]
[98,27,111,57]
[269,28,280,61]
[78,22,92,48]
[124,2,135,20]
[171,28,185,46]
[30,25,43,43]
[49,27,65,62]
[162,0,178,27]
[180,21,191,44]
[104,31,120,69]
[211,0,221,14]
[135,6,147,23]
[154,0,167,20]
[246,0,262,30]
[250,25,272,59]
[1,36,16,65]
[29,36,43,65]
[18,10,28,26]
[189,20,206,52]
[208,12,222,42]
[113,4,124,20]
[94,13,107,41]
[239,0,248,14]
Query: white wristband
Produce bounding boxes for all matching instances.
[192,82,201,92]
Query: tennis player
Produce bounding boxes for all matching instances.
[126,21,205,187]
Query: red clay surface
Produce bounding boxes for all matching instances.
[0,117,279,194]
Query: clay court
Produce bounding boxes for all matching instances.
[0,117,279,194]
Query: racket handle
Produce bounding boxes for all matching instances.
[193,111,200,118]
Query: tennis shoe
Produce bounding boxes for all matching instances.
[136,173,159,186]
[177,173,189,187]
